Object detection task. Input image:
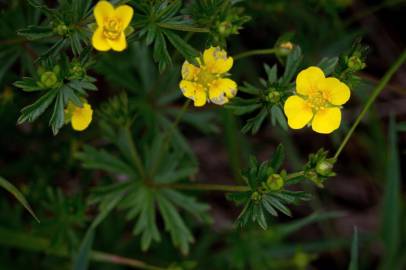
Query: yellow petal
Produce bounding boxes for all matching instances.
[72,103,93,131]
[114,5,134,29]
[92,27,111,51]
[208,78,237,105]
[284,95,313,129]
[311,107,341,134]
[203,47,233,74]
[179,80,197,98]
[107,32,127,51]
[296,66,325,95]
[181,61,200,80]
[193,86,207,107]
[317,77,350,106]
[94,1,114,26]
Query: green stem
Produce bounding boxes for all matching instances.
[334,49,406,160]
[158,182,249,192]
[233,48,277,60]
[123,127,146,178]
[158,171,305,192]
[157,22,210,33]
[0,227,166,270]
[91,251,165,270]
[150,100,191,175]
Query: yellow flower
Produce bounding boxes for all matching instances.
[92,1,134,52]
[66,102,93,131]
[179,47,237,107]
[284,66,350,134]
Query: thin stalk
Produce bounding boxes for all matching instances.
[91,251,166,270]
[157,22,210,33]
[233,48,277,60]
[334,49,406,160]
[0,226,166,270]
[150,100,191,175]
[158,182,249,192]
[157,171,305,192]
[123,127,146,178]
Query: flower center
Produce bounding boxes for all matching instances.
[196,68,217,87]
[103,18,122,40]
[307,91,328,111]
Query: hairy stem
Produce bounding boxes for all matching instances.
[334,49,406,160]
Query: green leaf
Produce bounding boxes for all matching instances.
[153,31,171,72]
[13,77,43,92]
[271,105,287,130]
[18,88,58,124]
[0,176,39,222]
[76,146,136,176]
[157,194,193,255]
[270,144,285,171]
[264,195,292,217]
[264,64,277,83]
[241,107,268,134]
[163,30,198,62]
[348,227,358,270]
[318,57,339,76]
[18,25,53,40]
[49,92,65,135]
[157,22,209,33]
[280,46,302,85]
[73,229,94,270]
[380,115,401,269]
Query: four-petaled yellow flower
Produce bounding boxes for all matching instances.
[179,47,237,107]
[92,1,134,52]
[66,102,93,131]
[284,66,350,134]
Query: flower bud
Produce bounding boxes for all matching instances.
[40,71,58,88]
[277,42,294,56]
[251,191,262,202]
[346,55,365,71]
[315,160,334,176]
[69,62,85,79]
[54,23,69,36]
[266,174,284,191]
[267,90,280,103]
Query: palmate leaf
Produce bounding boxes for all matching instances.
[132,0,199,71]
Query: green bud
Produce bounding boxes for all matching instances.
[316,160,334,176]
[69,62,85,79]
[276,42,294,56]
[266,174,284,191]
[267,90,280,103]
[40,71,58,88]
[251,191,262,202]
[54,23,69,36]
[217,21,232,36]
[293,251,311,269]
[347,55,365,71]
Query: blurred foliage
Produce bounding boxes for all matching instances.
[0,0,405,270]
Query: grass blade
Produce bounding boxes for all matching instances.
[0,176,39,222]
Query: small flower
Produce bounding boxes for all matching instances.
[284,66,350,134]
[65,102,93,131]
[92,1,134,52]
[179,47,237,107]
